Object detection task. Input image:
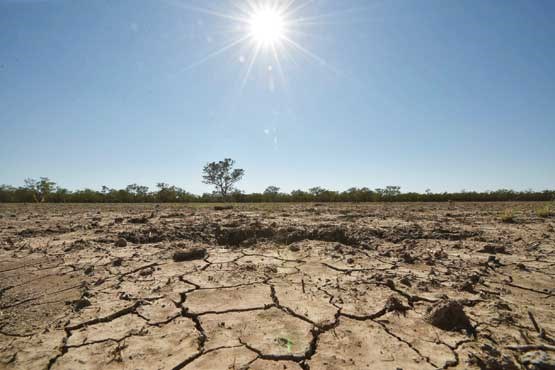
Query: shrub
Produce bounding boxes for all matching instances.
[500,209,515,223]
[536,204,553,218]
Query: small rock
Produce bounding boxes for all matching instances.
[112,257,123,267]
[487,255,502,267]
[265,265,278,274]
[173,247,207,262]
[139,267,154,276]
[468,273,481,284]
[401,252,415,264]
[458,280,475,293]
[385,295,409,315]
[433,249,447,259]
[242,263,256,271]
[68,297,91,311]
[289,244,300,252]
[425,300,473,333]
[115,238,127,247]
[84,266,94,275]
[400,276,412,287]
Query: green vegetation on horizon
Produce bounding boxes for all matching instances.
[1,159,554,204]
[1,178,554,204]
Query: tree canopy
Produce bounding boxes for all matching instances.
[202,158,245,198]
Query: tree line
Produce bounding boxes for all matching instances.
[1,178,553,203]
[2,160,553,203]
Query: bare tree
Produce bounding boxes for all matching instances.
[202,158,244,198]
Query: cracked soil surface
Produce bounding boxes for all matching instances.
[0,202,554,370]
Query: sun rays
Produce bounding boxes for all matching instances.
[173,0,344,90]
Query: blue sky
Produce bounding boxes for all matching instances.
[1,0,554,194]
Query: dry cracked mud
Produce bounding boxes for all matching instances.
[0,202,554,370]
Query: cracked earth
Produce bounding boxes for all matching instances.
[0,203,554,370]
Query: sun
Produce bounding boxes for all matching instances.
[248,7,286,47]
[179,0,336,89]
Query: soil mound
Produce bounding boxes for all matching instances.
[425,300,472,333]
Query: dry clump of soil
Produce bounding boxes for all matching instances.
[425,299,473,333]
[172,247,207,262]
[0,202,554,370]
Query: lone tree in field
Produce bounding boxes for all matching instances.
[202,158,244,198]
[24,177,56,202]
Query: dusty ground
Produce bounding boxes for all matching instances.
[0,202,554,370]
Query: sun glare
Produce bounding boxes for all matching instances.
[180,0,339,89]
[248,7,286,47]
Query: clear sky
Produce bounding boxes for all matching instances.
[1,0,554,194]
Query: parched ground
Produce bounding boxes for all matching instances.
[0,202,554,370]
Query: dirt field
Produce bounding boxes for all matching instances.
[0,202,553,370]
